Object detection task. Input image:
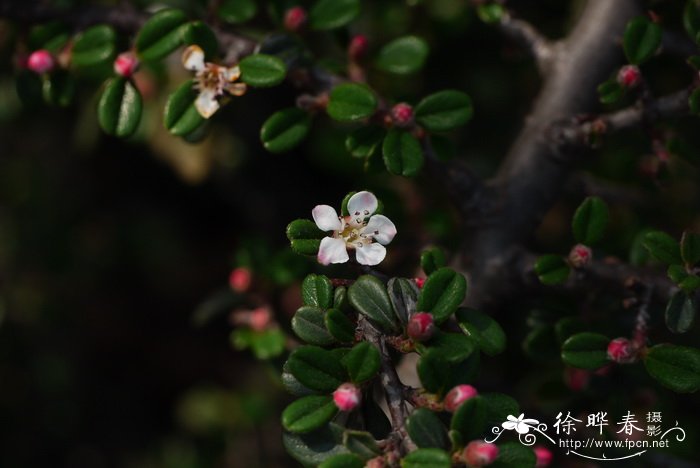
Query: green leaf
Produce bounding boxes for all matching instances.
[450,396,486,441]
[388,278,419,325]
[668,264,689,284]
[342,430,380,459]
[29,21,70,52]
[327,83,378,122]
[481,393,520,428]
[623,16,662,65]
[342,342,380,384]
[292,306,336,345]
[183,21,219,59]
[231,328,285,359]
[302,274,334,308]
[415,90,473,132]
[554,317,586,345]
[282,361,317,396]
[325,308,356,343]
[523,325,558,363]
[239,54,287,87]
[456,308,506,356]
[218,0,257,24]
[309,0,360,30]
[643,231,682,265]
[476,4,505,24]
[406,408,449,449]
[597,79,624,105]
[420,247,446,276]
[283,423,348,466]
[561,332,609,370]
[401,448,451,468]
[42,71,75,107]
[690,88,700,116]
[534,255,570,285]
[417,350,450,395]
[684,0,700,44]
[287,345,347,392]
[572,196,609,245]
[382,129,424,177]
[376,36,429,75]
[348,275,399,333]
[665,291,696,334]
[286,219,325,255]
[71,25,117,68]
[680,274,700,292]
[261,108,312,153]
[426,331,476,362]
[681,231,700,265]
[644,344,700,393]
[416,267,467,324]
[163,79,206,136]
[319,453,365,468]
[135,9,188,62]
[346,126,385,158]
[98,77,143,137]
[282,395,338,433]
[491,442,536,468]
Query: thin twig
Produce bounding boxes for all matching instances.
[498,11,555,73]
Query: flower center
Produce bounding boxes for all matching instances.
[195,64,227,94]
[336,216,373,248]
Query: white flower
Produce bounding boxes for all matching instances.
[502,414,540,434]
[182,45,247,119]
[312,191,397,266]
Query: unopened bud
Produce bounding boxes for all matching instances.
[607,337,636,363]
[463,441,499,467]
[391,102,414,127]
[407,312,435,341]
[229,267,252,292]
[249,307,271,331]
[443,384,478,412]
[333,383,361,411]
[568,244,592,268]
[348,34,369,61]
[284,6,307,32]
[27,49,55,74]
[114,52,139,78]
[534,445,553,467]
[617,65,641,88]
[563,367,590,392]
[414,277,425,289]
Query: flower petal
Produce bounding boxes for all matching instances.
[347,191,378,222]
[225,65,241,81]
[312,205,342,232]
[226,82,247,97]
[318,237,349,265]
[195,89,220,119]
[362,214,397,245]
[355,243,386,266]
[182,45,205,71]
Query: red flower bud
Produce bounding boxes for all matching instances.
[607,337,636,363]
[617,65,641,88]
[414,277,425,289]
[284,6,308,32]
[229,267,252,292]
[249,307,271,331]
[333,383,361,411]
[407,312,435,341]
[27,49,55,74]
[443,384,478,412]
[348,34,369,61]
[563,367,590,392]
[114,52,139,78]
[463,441,499,467]
[391,102,414,127]
[568,244,592,268]
[534,445,553,467]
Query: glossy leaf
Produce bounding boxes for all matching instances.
[71,25,117,68]
[665,291,696,334]
[309,0,360,30]
[163,79,206,136]
[534,255,570,285]
[261,108,312,153]
[456,307,506,356]
[348,275,399,333]
[287,346,347,392]
[561,332,609,370]
[644,344,700,393]
[376,36,429,75]
[135,9,188,61]
[572,196,609,245]
[681,231,700,265]
[406,408,449,449]
[327,83,378,122]
[623,16,662,65]
[482,393,520,428]
[28,21,70,52]
[477,4,505,24]
[425,331,476,362]
[416,267,467,324]
[417,349,450,395]
[415,90,473,132]
[420,247,446,276]
[388,278,419,325]
[302,274,334,308]
[342,342,380,383]
[597,79,624,105]
[382,129,424,177]
[98,77,143,137]
[282,395,338,433]
[292,306,336,345]
[346,126,385,158]
[401,448,451,468]
[643,231,682,265]
[286,219,325,255]
[42,71,75,107]
[325,308,355,343]
[219,0,257,24]
[183,21,219,59]
[450,396,486,441]
[231,328,285,359]
[283,423,348,466]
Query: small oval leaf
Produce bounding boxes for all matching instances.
[135,9,188,62]
[282,395,338,434]
[261,108,312,153]
[348,275,399,333]
[415,90,473,132]
[164,79,206,136]
[342,342,381,383]
[376,36,429,75]
[382,129,424,177]
[572,196,609,245]
[327,83,378,122]
[561,332,610,370]
[239,53,287,87]
[98,77,143,137]
[416,268,467,324]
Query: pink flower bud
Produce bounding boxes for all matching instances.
[563,367,590,392]
[249,307,271,331]
[534,446,553,467]
[229,267,252,292]
[333,383,361,411]
[617,65,641,88]
[568,244,592,268]
[27,49,55,74]
[284,6,308,32]
[348,34,369,61]
[443,384,478,412]
[365,456,386,468]
[391,102,414,127]
[463,441,499,467]
[407,312,435,341]
[414,277,425,289]
[607,337,636,363]
[113,52,139,78]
